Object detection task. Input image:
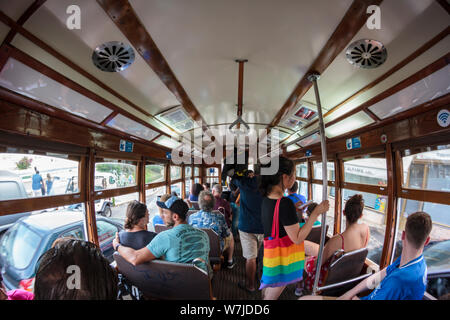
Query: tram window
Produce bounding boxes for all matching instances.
[171,182,182,197]
[194,177,200,184]
[401,146,450,192]
[206,178,219,186]
[185,166,192,178]
[342,189,387,266]
[95,160,137,189]
[145,164,165,184]
[313,161,335,181]
[343,158,387,186]
[170,165,182,181]
[146,186,166,224]
[185,179,192,198]
[206,167,219,177]
[0,152,79,199]
[296,162,308,179]
[297,180,308,199]
[97,220,119,255]
[194,167,200,177]
[312,184,335,235]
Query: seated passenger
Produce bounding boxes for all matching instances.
[0,272,34,300]
[202,182,211,192]
[189,190,235,269]
[34,238,118,300]
[301,211,432,300]
[299,202,322,227]
[189,183,204,202]
[212,184,232,228]
[153,193,171,226]
[119,200,156,250]
[112,196,211,274]
[303,194,370,292]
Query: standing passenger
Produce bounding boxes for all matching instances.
[231,169,265,293]
[46,173,54,196]
[259,156,329,300]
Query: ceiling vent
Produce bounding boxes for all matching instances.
[345,39,387,69]
[92,41,135,72]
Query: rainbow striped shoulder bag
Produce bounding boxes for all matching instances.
[259,198,305,289]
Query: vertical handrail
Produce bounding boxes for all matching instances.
[307,73,329,295]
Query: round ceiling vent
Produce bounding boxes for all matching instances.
[92,41,135,72]
[345,39,387,69]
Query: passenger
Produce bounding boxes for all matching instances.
[302,194,370,293]
[229,184,240,238]
[119,200,156,250]
[0,271,34,300]
[286,181,307,218]
[189,190,235,269]
[189,183,204,202]
[203,182,211,192]
[112,196,211,275]
[212,184,232,228]
[259,156,329,300]
[153,193,171,226]
[32,167,45,197]
[299,202,322,227]
[231,167,265,294]
[34,238,118,300]
[301,211,432,300]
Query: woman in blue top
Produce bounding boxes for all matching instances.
[189,183,204,202]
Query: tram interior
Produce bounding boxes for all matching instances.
[0,0,449,300]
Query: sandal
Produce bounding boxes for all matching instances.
[238,281,256,294]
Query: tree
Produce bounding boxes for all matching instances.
[16,156,32,170]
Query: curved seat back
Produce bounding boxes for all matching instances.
[318,247,368,296]
[113,252,212,300]
[154,224,171,233]
[186,209,198,221]
[200,228,221,265]
[306,225,329,244]
[190,201,200,210]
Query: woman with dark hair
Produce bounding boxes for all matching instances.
[119,200,156,250]
[34,238,118,300]
[189,183,204,201]
[259,156,329,300]
[303,194,370,293]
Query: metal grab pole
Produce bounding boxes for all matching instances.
[307,73,329,296]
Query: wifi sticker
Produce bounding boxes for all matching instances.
[437,109,449,128]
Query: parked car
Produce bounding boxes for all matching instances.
[0,210,123,291]
[0,170,32,233]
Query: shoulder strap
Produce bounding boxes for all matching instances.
[271,198,282,239]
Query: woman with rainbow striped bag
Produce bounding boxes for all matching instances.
[259,157,329,300]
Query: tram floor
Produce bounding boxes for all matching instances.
[211,235,298,300]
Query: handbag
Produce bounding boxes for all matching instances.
[259,198,305,289]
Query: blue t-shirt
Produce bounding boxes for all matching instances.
[152,215,164,226]
[231,176,264,234]
[188,210,231,251]
[361,255,427,300]
[146,224,211,273]
[299,220,321,227]
[32,174,43,190]
[189,194,199,201]
[287,193,307,205]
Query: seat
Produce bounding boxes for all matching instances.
[186,209,199,221]
[200,228,222,269]
[154,224,171,233]
[113,252,213,300]
[190,201,200,210]
[318,247,369,296]
[305,225,329,244]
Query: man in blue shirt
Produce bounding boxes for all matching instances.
[189,190,235,268]
[231,169,264,293]
[32,167,45,196]
[113,196,211,275]
[300,211,432,300]
[152,193,171,227]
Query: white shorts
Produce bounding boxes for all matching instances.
[239,230,263,260]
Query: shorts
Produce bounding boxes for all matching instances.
[239,230,263,260]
